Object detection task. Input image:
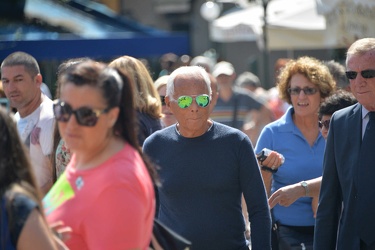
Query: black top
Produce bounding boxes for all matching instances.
[137,111,163,146]
[1,193,38,247]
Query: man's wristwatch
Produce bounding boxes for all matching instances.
[300,181,309,196]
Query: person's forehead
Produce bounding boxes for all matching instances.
[289,73,315,87]
[157,85,166,95]
[1,65,28,77]
[174,75,207,90]
[347,52,375,69]
[60,83,106,107]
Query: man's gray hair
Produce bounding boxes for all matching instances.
[166,66,212,99]
[346,38,375,66]
[1,51,40,77]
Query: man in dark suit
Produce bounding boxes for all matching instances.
[314,38,375,250]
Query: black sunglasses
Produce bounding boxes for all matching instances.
[160,95,166,106]
[345,70,375,80]
[318,120,330,130]
[288,87,318,96]
[53,100,110,127]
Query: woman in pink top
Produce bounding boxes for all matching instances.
[43,61,156,250]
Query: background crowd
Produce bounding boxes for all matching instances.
[0,37,374,250]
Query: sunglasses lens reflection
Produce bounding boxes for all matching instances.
[177,96,193,108]
[196,95,210,107]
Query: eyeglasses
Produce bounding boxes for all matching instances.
[160,95,166,106]
[53,100,110,127]
[318,120,330,130]
[175,94,210,109]
[288,87,318,96]
[345,70,375,80]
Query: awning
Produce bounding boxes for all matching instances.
[0,34,190,60]
[210,0,331,50]
[0,0,190,60]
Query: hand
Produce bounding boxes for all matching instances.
[312,196,319,218]
[259,150,284,171]
[50,221,72,243]
[268,184,303,209]
[245,227,251,240]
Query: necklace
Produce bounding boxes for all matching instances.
[176,120,213,137]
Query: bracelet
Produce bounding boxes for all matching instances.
[261,165,278,173]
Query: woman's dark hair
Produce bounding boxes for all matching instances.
[0,107,42,201]
[0,107,46,242]
[60,60,158,184]
[319,90,357,119]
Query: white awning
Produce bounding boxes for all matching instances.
[210,0,330,50]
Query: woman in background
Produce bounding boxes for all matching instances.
[43,60,156,250]
[109,55,163,146]
[154,75,177,127]
[255,56,336,249]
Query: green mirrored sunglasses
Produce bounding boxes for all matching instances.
[176,94,210,108]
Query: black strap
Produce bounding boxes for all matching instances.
[151,219,191,250]
[231,93,239,128]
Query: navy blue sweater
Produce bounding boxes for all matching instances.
[143,122,271,250]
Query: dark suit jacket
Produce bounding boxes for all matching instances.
[314,103,375,249]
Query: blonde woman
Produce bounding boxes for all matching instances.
[109,56,163,146]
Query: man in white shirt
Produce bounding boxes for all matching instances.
[1,51,55,194]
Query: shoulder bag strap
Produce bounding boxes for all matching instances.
[231,93,239,128]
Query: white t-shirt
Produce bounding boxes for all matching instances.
[15,95,55,189]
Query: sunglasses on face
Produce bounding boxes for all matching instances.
[175,94,210,109]
[53,100,110,127]
[345,70,375,80]
[318,120,330,130]
[288,87,318,96]
[160,95,166,106]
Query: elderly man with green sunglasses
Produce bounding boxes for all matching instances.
[143,65,271,250]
